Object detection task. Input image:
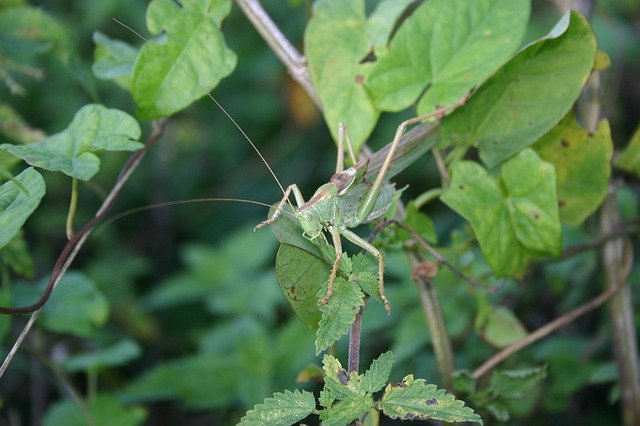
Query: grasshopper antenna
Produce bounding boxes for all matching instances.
[113,18,289,199]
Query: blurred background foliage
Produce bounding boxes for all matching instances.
[0,0,638,425]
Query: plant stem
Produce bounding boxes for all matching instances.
[348,304,364,373]
[66,177,78,240]
[413,188,443,210]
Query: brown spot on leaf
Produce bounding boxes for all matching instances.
[458,184,465,190]
[561,139,570,148]
[337,369,349,385]
[391,381,408,388]
[558,200,566,207]
[426,398,437,405]
[355,75,364,85]
[531,210,540,220]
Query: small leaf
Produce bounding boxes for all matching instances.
[452,370,477,395]
[319,394,373,426]
[305,0,378,152]
[92,31,137,90]
[0,231,35,276]
[322,354,365,399]
[0,167,45,249]
[441,11,596,167]
[132,0,237,119]
[0,104,142,180]
[239,389,316,426]
[43,394,146,426]
[63,339,142,372]
[490,366,547,399]
[477,306,528,348]
[616,125,640,177]
[380,375,482,423]
[534,115,612,225]
[361,351,395,393]
[349,253,379,303]
[441,149,561,277]
[315,277,365,354]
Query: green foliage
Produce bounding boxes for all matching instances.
[0,167,44,248]
[43,394,147,426]
[63,339,141,372]
[239,389,316,426]
[616,125,640,176]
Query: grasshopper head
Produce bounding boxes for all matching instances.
[297,209,322,240]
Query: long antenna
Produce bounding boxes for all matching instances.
[113,18,288,197]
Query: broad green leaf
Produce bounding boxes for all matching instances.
[441,11,596,167]
[534,115,612,225]
[380,375,482,423]
[276,243,325,328]
[402,202,437,244]
[316,277,365,354]
[616,125,640,177]
[322,354,365,399]
[132,0,237,119]
[319,394,373,426]
[43,394,146,426]
[490,366,547,399]
[305,0,378,152]
[239,389,316,426]
[122,354,239,409]
[92,31,138,90]
[0,104,142,180]
[477,306,528,348]
[441,149,561,277]
[366,0,414,54]
[0,167,45,249]
[63,339,142,372]
[366,0,529,114]
[361,351,395,393]
[0,103,46,145]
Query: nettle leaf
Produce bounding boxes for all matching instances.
[305,0,378,152]
[43,394,147,426]
[319,394,373,426]
[63,339,142,372]
[316,277,365,354]
[534,115,612,225]
[616,125,640,177]
[349,253,380,303]
[92,31,137,90]
[132,0,237,119]
[366,0,529,114]
[380,375,482,424]
[441,149,560,277]
[441,11,596,167]
[239,389,316,426]
[322,354,365,399]
[0,167,45,249]
[362,351,395,393]
[490,366,547,399]
[0,104,142,180]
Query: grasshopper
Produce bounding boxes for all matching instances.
[255,99,465,313]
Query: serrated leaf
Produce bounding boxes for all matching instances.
[0,167,44,249]
[92,31,137,90]
[367,0,529,114]
[43,394,146,426]
[534,115,612,225]
[616,125,640,177]
[0,104,142,180]
[63,339,142,372]
[490,366,547,399]
[349,253,379,303]
[441,149,560,277]
[380,375,482,423]
[315,277,365,354]
[305,0,378,152]
[322,354,365,399]
[239,389,316,426]
[319,394,373,426]
[132,0,237,119]
[440,11,596,167]
[362,351,395,393]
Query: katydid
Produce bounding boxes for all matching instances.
[255,99,466,313]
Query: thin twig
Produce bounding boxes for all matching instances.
[472,280,627,379]
[0,120,166,378]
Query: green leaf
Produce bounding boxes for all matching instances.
[441,149,561,277]
[305,0,378,152]
[366,0,414,54]
[441,11,596,167]
[0,103,46,145]
[402,202,437,244]
[361,351,395,393]
[43,394,147,426]
[316,277,365,354]
[132,0,237,119]
[92,31,138,90]
[319,394,373,426]
[63,339,142,372]
[276,243,325,328]
[239,389,316,426]
[0,231,34,276]
[0,286,11,342]
[380,375,482,423]
[322,354,365,399]
[452,370,477,395]
[490,366,547,399]
[366,0,529,114]
[477,306,528,348]
[0,167,45,249]
[0,104,142,180]
[349,253,380,303]
[616,125,640,177]
[534,115,612,225]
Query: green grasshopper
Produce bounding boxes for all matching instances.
[255,99,465,313]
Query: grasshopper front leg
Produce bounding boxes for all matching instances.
[254,184,306,230]
[318,224,344,307]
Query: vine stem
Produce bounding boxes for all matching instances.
[66,177,78,239]
[0,120,166,378]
